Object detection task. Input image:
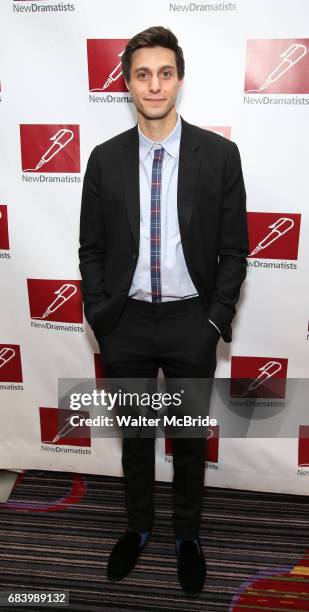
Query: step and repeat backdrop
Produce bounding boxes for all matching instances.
[0,0,308,494]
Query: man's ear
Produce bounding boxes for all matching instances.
[178,79,184,90]
[124,79,130,92]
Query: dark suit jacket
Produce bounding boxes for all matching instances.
[79,117,248,343]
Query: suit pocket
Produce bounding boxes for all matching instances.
[88,297,109,326]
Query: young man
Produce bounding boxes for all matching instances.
[79,26,248,595]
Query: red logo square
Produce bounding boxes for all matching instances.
[87,39,129,92]
[0,205,9,250]
[247,212,301,260]
[94,352,106,379]
[298,426,309,467]
[39,407,91,447]
[204,126,231,140]
[231,356,288,399]
[165,426,219,463]
[27,279,83,324]
[206,425,219,463]
[244,39,309,94]
[0,344,23,382]
[20,124,80,173]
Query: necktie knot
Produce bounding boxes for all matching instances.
[153,147,164,162]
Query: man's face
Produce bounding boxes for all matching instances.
[125,46,183,120]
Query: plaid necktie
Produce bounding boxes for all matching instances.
[150,147,164,302]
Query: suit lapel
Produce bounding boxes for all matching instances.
[121,125,140,250]
[177,118,201,238]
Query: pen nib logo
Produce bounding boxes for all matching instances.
[91,50,125,92]
[40,407,91,448]
[23,129,74,172]
[33,283,77,320]
[0,347,16,369]
[250,217,294,256]
[245,43,307,93]
[240,360,282,397]
[49,414,83,444]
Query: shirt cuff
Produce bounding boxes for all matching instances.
[208,319,221,336]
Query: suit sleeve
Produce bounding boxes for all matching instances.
[207,141,248,342]
[79,146,107,327]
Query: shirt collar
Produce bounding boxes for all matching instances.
[138,114,181,161]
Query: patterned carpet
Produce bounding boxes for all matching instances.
[0,470,308,611]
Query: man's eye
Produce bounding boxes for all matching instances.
[137,73,148,79]
[162,71,172,78]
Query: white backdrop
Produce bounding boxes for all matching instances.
[0,0,309,494]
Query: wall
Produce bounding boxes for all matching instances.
[0,0,308,494]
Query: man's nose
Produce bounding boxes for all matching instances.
[149,76,161,92]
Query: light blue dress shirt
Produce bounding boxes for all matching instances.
[129,114,220,334]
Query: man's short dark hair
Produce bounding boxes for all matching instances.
[122,26,185,82]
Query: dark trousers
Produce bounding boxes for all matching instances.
[98,296,218,539]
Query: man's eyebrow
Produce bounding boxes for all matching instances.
[134,64,176,72]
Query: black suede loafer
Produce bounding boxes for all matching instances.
[107,530,149,581]
[176,537,206,596]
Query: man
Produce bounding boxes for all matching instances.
[79,26,248,595]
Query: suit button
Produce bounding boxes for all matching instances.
[121,287,128,294]
[132,253,137,260]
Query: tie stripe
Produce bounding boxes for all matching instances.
[150,147,164,302]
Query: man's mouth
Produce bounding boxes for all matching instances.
[144,98,166,102]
